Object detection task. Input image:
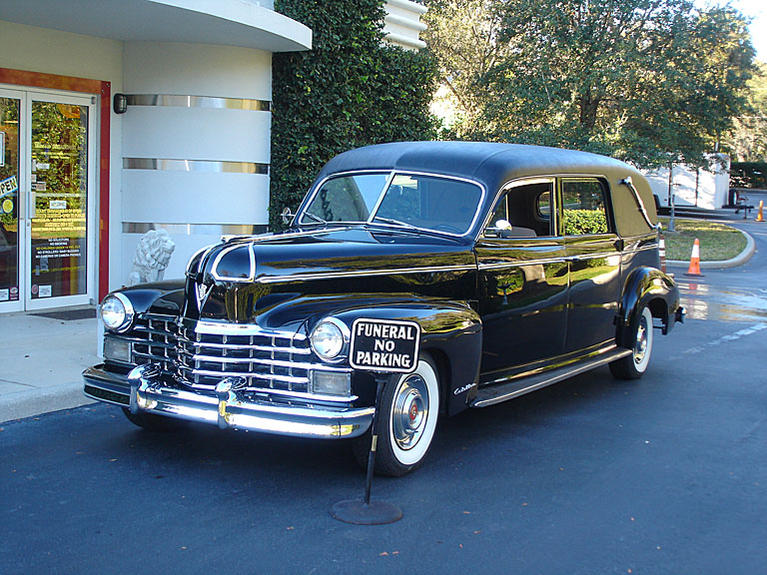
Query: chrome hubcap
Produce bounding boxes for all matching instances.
[634,315,648,365]
[392,375,428,451]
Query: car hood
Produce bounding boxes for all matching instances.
[183,226,477,324]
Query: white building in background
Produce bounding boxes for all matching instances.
[642,155,731,210]
[0,0,428,315]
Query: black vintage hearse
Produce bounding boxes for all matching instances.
[84,142,683,476]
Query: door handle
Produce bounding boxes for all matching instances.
[29,191,36,219]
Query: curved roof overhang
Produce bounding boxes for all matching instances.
[0,0,311,52]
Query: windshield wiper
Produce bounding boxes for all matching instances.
[301,212,328,225]
[372,216,415,229]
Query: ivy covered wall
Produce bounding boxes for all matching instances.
[270,0,438,230]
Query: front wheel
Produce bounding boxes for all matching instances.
[352,357,440,477]
[610,306,654,380]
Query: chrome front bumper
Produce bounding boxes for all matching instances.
[83,364,373,439]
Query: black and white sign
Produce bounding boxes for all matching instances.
[350,318,421,374]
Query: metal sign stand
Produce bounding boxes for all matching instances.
[330,374,403,525]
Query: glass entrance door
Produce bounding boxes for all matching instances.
[0,89,23,312]
[0,88,96,312]
[27,94,94,308]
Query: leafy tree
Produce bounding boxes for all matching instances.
[422,0,507,136]
[727,61,767,162]
[424,0,756,169]
[270,0,438,230]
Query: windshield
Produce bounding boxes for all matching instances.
[298,172,483,235]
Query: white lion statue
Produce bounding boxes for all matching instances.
[127,229,176,286]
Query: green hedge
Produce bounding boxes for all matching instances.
[562,210,608,235]
[730,162,767,189]
[270,0,438,230]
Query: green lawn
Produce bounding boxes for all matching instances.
[659,217,747,261]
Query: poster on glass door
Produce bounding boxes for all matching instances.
[30,101,88,299]
[0,96,21,302]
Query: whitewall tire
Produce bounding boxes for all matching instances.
[610,306,654,380]
[353,356,440,477]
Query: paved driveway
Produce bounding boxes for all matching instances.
[2,220,766,575]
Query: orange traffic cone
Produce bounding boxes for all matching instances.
[757,200,764,222]
[685,238,703,276]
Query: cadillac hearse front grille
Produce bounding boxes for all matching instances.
[175,323,313,394]
[130,313,178,370]
[125,315,318,395]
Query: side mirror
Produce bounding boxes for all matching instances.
[281,207,295,225]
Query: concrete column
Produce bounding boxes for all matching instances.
[121,41,272,280]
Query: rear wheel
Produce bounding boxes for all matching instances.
[353,357,440,477]
[121,408,185,432]
[610,306,654,380]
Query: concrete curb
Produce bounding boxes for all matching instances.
[0,382,96,424]
[667,226,756,270]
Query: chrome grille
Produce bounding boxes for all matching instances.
[176,323,313,393]
[130,313,178,370]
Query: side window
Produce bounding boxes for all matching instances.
[560,179,611,236]
[484,181,554,238]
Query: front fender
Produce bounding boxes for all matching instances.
[110,280,186,316]
[260,294,482,416]
[618,267,680,346]
[333,302,482,416]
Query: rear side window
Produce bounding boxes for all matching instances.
[560,179,612,236]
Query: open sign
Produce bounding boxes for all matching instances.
[349,318,421,374]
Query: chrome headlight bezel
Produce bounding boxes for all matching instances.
[309,317,350,363]
[100,293,135,333]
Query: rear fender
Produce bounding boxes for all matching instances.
[618,267,680,346]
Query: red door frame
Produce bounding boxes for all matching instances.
[0,67,111,302]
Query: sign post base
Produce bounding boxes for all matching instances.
[330,375,403,525]
[330,499,402,525]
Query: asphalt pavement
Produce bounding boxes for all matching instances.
[1,220,766,574]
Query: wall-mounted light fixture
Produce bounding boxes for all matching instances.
[113,94,128,114]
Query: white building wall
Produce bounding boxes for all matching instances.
[121,42,273,281]
[384,0,427,50]
[643,155,731,210]
[0,20,125,295]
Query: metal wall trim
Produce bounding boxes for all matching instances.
[123,223,268,235]
[125,94,271,112]
[123,158,269,174]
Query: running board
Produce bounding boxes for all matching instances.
[471,348,632,408]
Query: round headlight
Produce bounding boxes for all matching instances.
[310,318,349,362]
[101,293,134,333]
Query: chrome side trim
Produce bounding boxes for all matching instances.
[628,244,660,253]
[478,257,564,271]
[123,158,269,174]
[473,346,632,408]
[256,264,477,284]
[122,223,268,235]
[125,94,271,112]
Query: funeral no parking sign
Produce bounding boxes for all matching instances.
[349,318,421,374]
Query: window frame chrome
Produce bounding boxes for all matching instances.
[295,169,487,239]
